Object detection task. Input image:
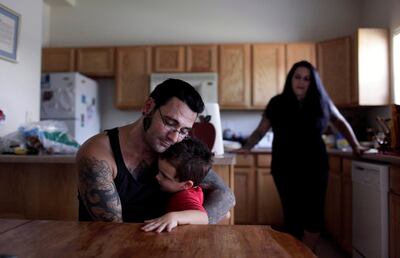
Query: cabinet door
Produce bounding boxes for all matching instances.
[153,46,185,72]
[76,47,114,77]
[325,156,342,242]
[234,167,256,224]
[252,44,285,108]
[219,44,251,109]
[317,37,354,106]
[341,158,352,254]
[115,46,151,109]
[356,28,390,105]
[213,164,235,225]
[42,48,75,73]
[285,43,316,73]
[390,193,400,258]
[186,45,218,72]
[256,168,283,226]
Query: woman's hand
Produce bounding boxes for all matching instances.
[141,212,179,233]
[352,144,369,157]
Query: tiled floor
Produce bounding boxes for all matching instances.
[315,235,350,258]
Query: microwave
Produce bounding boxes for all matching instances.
[150,73,218,103]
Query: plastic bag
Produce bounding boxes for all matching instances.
[0,131,26,154]
[19,120,80,154]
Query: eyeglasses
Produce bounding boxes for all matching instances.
[158,108,191,138]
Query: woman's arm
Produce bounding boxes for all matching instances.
[241,116,271,150]
[329,101,366,156]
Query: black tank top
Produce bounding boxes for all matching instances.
[78,127,165,222]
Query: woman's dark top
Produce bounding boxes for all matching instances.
[264,95,331,175]
[79,127,165,222]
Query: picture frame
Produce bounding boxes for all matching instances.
[0,3,20,62]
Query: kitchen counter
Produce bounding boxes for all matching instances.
[0,153,236,165]
[229,147,400,165]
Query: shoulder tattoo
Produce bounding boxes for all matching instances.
[78,157,122,222]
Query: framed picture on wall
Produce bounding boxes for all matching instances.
[0,3,20,62]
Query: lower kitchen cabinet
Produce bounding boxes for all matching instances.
[390,165,400,258]
[325,156,342,242]
[234,153,283,226]
[341,158,353,254]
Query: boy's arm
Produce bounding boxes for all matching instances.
[200,170,236,224]
[141,210,208,233]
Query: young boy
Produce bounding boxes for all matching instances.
[141,137,214,233]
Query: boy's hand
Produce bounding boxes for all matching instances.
[141,212,179,233]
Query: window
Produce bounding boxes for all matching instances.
[394,29,400,104]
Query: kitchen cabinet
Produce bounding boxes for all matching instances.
[252,44,286,109]
[233,154,256,224]
[115,46,152,109]
[317,28,390,106]
[42,48,75,73]
[218,44,251,109]
[233,153,283,226]
[76,47,115,77]
[317,36,354,106]
[390,165,400,258]
[341,158,352,254]
[186,45,218,72]
[325,156,342,243]
[153,45,185,72]
[256,154,283,225]
[285,42,316,72]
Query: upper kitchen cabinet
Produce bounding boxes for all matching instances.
[218,44,251,109]
[285,42,316,72]
[317,28,390,106]
[115,46,152,109]
[252,44,286,109]
[355,28,390,105]
[153,46,185,72]
[42,48,75,73]
[76,47,115,77]
[186,45,218,72]
[317,36,354,106]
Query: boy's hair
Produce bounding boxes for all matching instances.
[150,78,205,114]
[159,137,214,186]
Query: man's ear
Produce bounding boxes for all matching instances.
[142,98,155,115]
[182,180,194,190]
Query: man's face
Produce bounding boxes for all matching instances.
[156,159,186,193]
[144,97,197,153]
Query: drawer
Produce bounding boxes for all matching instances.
[256,154,271,167]
[236,154,255,167]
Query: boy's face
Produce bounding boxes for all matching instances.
[156,159,190,193]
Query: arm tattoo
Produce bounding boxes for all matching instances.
[200,170,235,224]
[78,157,122,222]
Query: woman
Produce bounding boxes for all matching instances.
[238,61,366,250]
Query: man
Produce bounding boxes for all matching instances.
[77,78,235,224]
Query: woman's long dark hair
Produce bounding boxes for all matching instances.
[281,60,331,130]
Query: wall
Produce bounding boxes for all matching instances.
[45,0,362,47]
[0,0,42,136]
[44,0,366,136]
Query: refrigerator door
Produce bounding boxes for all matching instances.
[40,73,76,119]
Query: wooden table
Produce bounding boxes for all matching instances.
[0,219,315,258]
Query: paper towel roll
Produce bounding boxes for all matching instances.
[202,103,224,156]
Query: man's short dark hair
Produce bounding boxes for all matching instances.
[150,78,205,113]
[159,137,213,186]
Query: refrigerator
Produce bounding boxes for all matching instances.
[40,72,100,145]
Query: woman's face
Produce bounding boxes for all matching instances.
[291,66,311,100]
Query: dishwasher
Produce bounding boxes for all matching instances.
[352,161,389,258]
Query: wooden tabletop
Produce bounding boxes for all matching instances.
[0,219,315,258]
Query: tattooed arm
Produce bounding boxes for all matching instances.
[77,150,123,222]
[200,170,235,224]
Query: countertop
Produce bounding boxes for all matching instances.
[0,153,236,165]
[230,147,400,165]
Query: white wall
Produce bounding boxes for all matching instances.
[45,0,362,47]
[0,0,42,136]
